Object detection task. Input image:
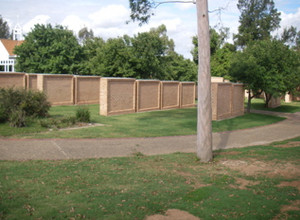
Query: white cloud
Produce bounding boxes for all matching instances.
[89,4,130,28]
[280,7,300,30]
[61,15,87,34]
[23,15,51,33]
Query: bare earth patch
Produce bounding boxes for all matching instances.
[273,141,300,148]
[277,180,300,191]
[220,159,300,178]
[145,209,200,220]
[57,123,105,131]
[230,177,260,190]
[273,200,300,220]
[280,200,300,212]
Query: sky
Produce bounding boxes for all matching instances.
[1,0,300,59]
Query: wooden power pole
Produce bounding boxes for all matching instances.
[196,0,213,162]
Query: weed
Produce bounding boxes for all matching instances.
[76,107,91,123]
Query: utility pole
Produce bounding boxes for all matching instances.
[196,0,212,162]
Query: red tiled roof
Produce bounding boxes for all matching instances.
[0,39,24,56]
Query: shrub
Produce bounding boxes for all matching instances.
[0,88,51,126]
[76,107,90,123]
[39,116,77,129]
[9,109,27,127]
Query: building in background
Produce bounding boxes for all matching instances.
[0,24,24,72]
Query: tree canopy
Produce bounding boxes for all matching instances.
[230,39,300,108]
[0,15,10,39]
[234,0,281,47]
[192,27,235,80]
[80,24,196,80]
[14,24,83,74]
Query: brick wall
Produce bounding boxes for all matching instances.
[136,80,161,112]
[0,72,26,89]
[74,76,101,105]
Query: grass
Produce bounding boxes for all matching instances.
[0,105,285,138]
[0,137,299,219]
[249,98,300,113]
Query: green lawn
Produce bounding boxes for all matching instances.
[1,137,299,219]
[0,105,285,138]
[249,98,300,113]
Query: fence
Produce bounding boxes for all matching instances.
[161,81,180,110]
[0,72,246,120]
[211,82,244,120]
[37,74,74,106]
[136,80,161,112]
[100,78,136,116]
[74,76,101,105]
[0,72,26,89]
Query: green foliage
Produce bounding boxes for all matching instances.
[14,24,83,74]
[0,88,51,126]
[234,0,281,47]
[128,0,154,25]
[131,25,175,79]
[0,15,10,39]
[76,107,91,123]
[280,26,300,50]
[39,116,77,129]
[230,39,300,106]
[210,45,235,80]
[167,53,197,82]
[192,28,235,79]
[9,109,26,127]
[78,27,94,44]
[81,25,193,80]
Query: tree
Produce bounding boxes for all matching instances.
[192,27,229,65]
[129,0,213,162]
[192,27,234,79]
[234,0,281,47]
[280,26,300,51]
[131,24,175,79]
[0,15,10,39]
[167,52,197,81]
[14,24,83,74]
[91,36,137,77]
[210,44,235,80]
[230,39,300,111]
[78,27,94,44]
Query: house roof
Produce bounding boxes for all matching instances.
[0,39,24,56]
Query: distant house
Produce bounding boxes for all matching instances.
[0,24,24,72]
[0,39,24,72]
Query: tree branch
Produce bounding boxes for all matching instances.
[154,0,196,8]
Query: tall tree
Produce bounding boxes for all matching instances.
[78,27,94,44]
[128,0,213,162]
[234,0,281,47]
[192,28,234,79]
[131,24,175,79]
[230,39,300,110]
[280,26,300,50]
[0,15,10,39]
[14,24,83,74]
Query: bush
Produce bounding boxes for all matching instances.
[39,116,77,129]
[0,88,51,127]
[9,109,27,127]
[76,107,90,123]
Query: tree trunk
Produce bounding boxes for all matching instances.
[196,0,212,162]
[247,90,251,113]
[265,93,272,108]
